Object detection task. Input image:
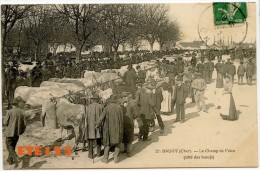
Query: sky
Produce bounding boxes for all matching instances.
[168,2,256,43]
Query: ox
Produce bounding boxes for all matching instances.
[41,98,85,153]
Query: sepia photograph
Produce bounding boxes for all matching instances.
[0,0,258,169]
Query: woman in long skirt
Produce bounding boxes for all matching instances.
[160,77,172,113]
[220,76,238,121]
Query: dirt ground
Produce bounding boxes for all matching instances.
[2,59,258,169]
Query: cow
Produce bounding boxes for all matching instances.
[41,98,85,154]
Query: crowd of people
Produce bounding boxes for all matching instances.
[3,48,256,166]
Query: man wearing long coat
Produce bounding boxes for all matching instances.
[96,95,124,163]
[122,95,139,157]
[208,59,214,82]
[228,61,236,83]
[84,95,103,159]
[246,63,254,85]
[203,59,210,84]
[123,64,137,98]
[138,86,154,141]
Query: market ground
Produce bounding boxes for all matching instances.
[2,58,258,169]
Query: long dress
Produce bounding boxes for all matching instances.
[220,82,238,121]
[160,82,172,113]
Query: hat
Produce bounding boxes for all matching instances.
[150,79,157,87]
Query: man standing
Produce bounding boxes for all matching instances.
[237,61,246,85]
[224,58,231,77]
[84,95,103,159]
[203,58,210,84]
[196,60,204,76]
[149,80,164,133]
[122,94,139,157]
[137,84,154,141]
[246,63,254,85]
[177,57,185,74]
[214,59,222,75]
[136,65,146,84]
[190,53,197,69]
[228,61,236,83]
[3,99,26,165]
[96,95,124,163]
[208,59,214,82]
[184,68,195,103]
[191,73,207,113]
[123,64,137,98]
[220,60,226,77]
[173,77,189,123]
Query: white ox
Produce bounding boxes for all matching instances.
[18,61,37,72]
[41,98,85,153]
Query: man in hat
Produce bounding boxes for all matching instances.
[196,60,204,76]
[208,59,215,82]
[149,79,164,133]
[173,76,188,123]
[136,65,146,84]
[237,61,246,85]
[190,53,197,69]
[203,58,210,84]
[224,58,231,77]
[123,64,137,98]
[184,68,195,103]
[228,60,236,83]
[246,62,254,85]
[191,73,207,113]
[177,57,185,74]
[83,94,103,159]
[96,95,124,163]
[215,59,222,75]
[137,83,155,141]
[3,98,26,165]
[121,94,139,157]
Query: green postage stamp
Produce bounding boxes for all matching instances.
[213,2,247,26]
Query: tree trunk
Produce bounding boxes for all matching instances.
[2,31,7,102]
[113,45,119,61]
[75,44,83,63]
[159,42,164,52]
[149,42,154,53]
[122,43,125,52]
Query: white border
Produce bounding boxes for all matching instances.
[0,1,259,171]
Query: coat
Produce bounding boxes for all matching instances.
[139,88,154,119]
[151,87,163,114]
[85,102,103,139]
[191,57,197,66]
[208,61,214,72]
[124,68,137,92]
[228,64,236,75]
[215,63,222,73]
[3,107,26,137]
[97,102,124,146]
[237,65,246,76]
[137,70,146,83]
[246,64,254,77]
[197,63,204,74]
[123,100,139,143]
[173,83,189,104]
[177,60,185,73]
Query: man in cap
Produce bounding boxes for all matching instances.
[3,98,26,165]
[173,76,189,123]
[96,95,124,163]
[191,72,207,113]
[83,94,103,159]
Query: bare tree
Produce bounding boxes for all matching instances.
[155,19,181,52]
[101,4,138,60]
[55,4,106,63]
[139,4,169,53]
[1,5,32,55]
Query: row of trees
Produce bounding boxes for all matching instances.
[1,4,181,62]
